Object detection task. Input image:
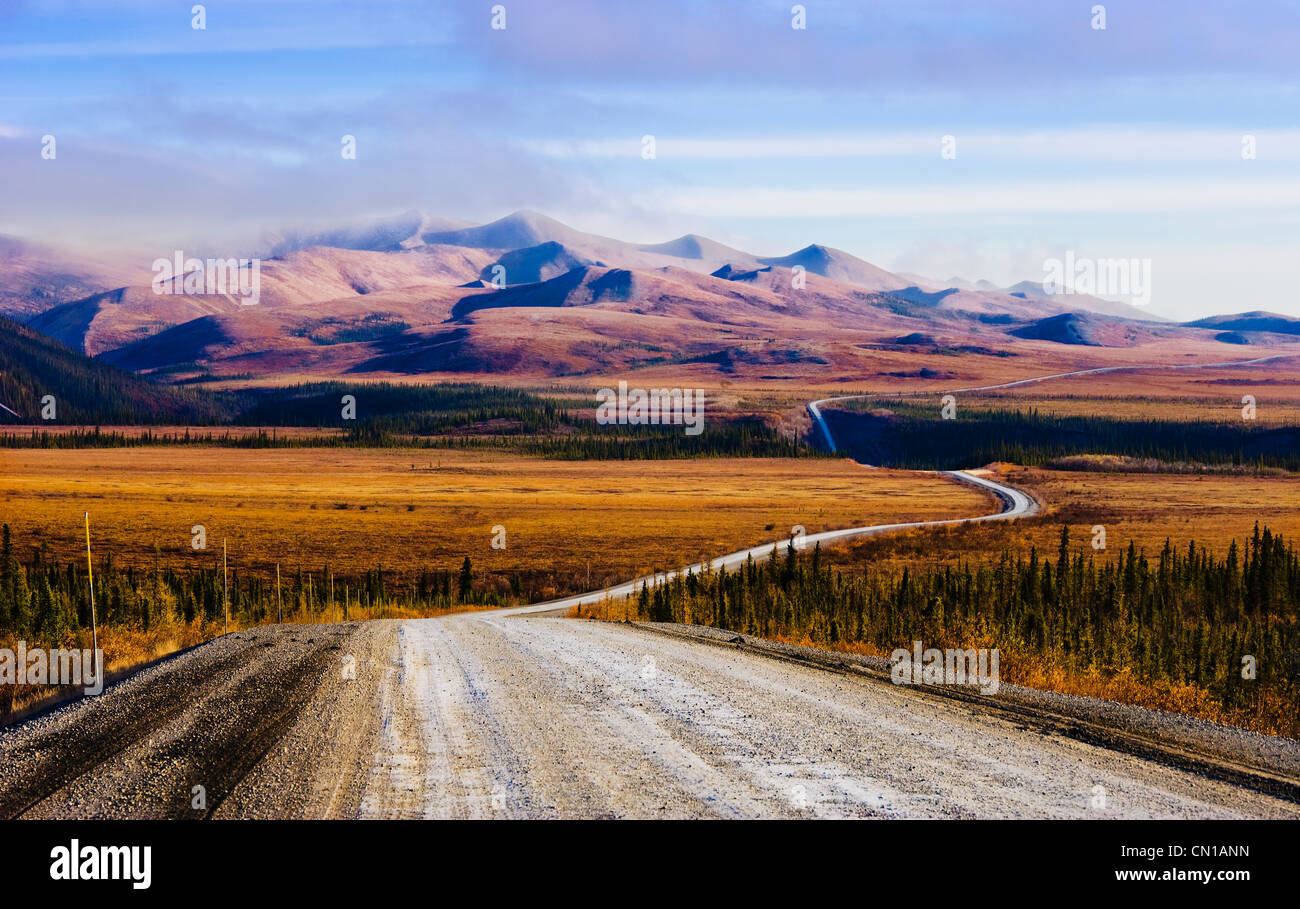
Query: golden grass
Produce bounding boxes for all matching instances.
[0,620,207,722]
[0,448,992,597]
[962,388,1300,422]
[1001,464,1300,554]
[813,465,1300,574]
[983,359,1300,407]
[827,359,1300,422]
[793,636,1289,735]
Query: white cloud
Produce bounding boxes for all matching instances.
[640,178,1300,218]
[530,128,1300,161]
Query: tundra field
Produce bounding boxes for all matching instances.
[0,447,987,589]
[839,466,1300,570]
[7,451,1295,580]
[5,366,1299,610]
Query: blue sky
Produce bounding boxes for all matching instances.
[1,0,1298,318]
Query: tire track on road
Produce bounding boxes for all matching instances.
[0,625,360,819]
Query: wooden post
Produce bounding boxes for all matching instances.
[276,563,282,624]
[222,539,229,635]
[84,512,98,659]
[330,572,335,624]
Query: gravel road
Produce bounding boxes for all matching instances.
[0,622,370,819]
[2,613,1296,819]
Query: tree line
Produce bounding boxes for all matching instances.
[0,525,505,643]
[0,419,819,459]
[633,524,1299,735]
[825,403,1300,472]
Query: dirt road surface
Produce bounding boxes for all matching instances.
[2,614,1297,819]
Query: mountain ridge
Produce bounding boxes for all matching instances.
[4,210,1295,383]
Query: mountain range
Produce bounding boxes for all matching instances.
[3,211,1298,383]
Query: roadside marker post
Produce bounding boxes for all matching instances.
[223,539,229,635]
[276,563,282,624]
[84,512,98,661]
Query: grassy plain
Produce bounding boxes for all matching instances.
[0,447,991,601]
[817,465,1300,573]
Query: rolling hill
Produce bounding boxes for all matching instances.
[1010,312,1101,346]
[480,241,596,285]
[28,245,495,356]
[1188,312,1300,336]
[755,244,910,291]
[0,314,227,424]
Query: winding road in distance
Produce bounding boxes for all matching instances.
[514,355,1296,620]
[809,353,1298,455]
[1,357,1298,820]
[501,468,1035,618]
